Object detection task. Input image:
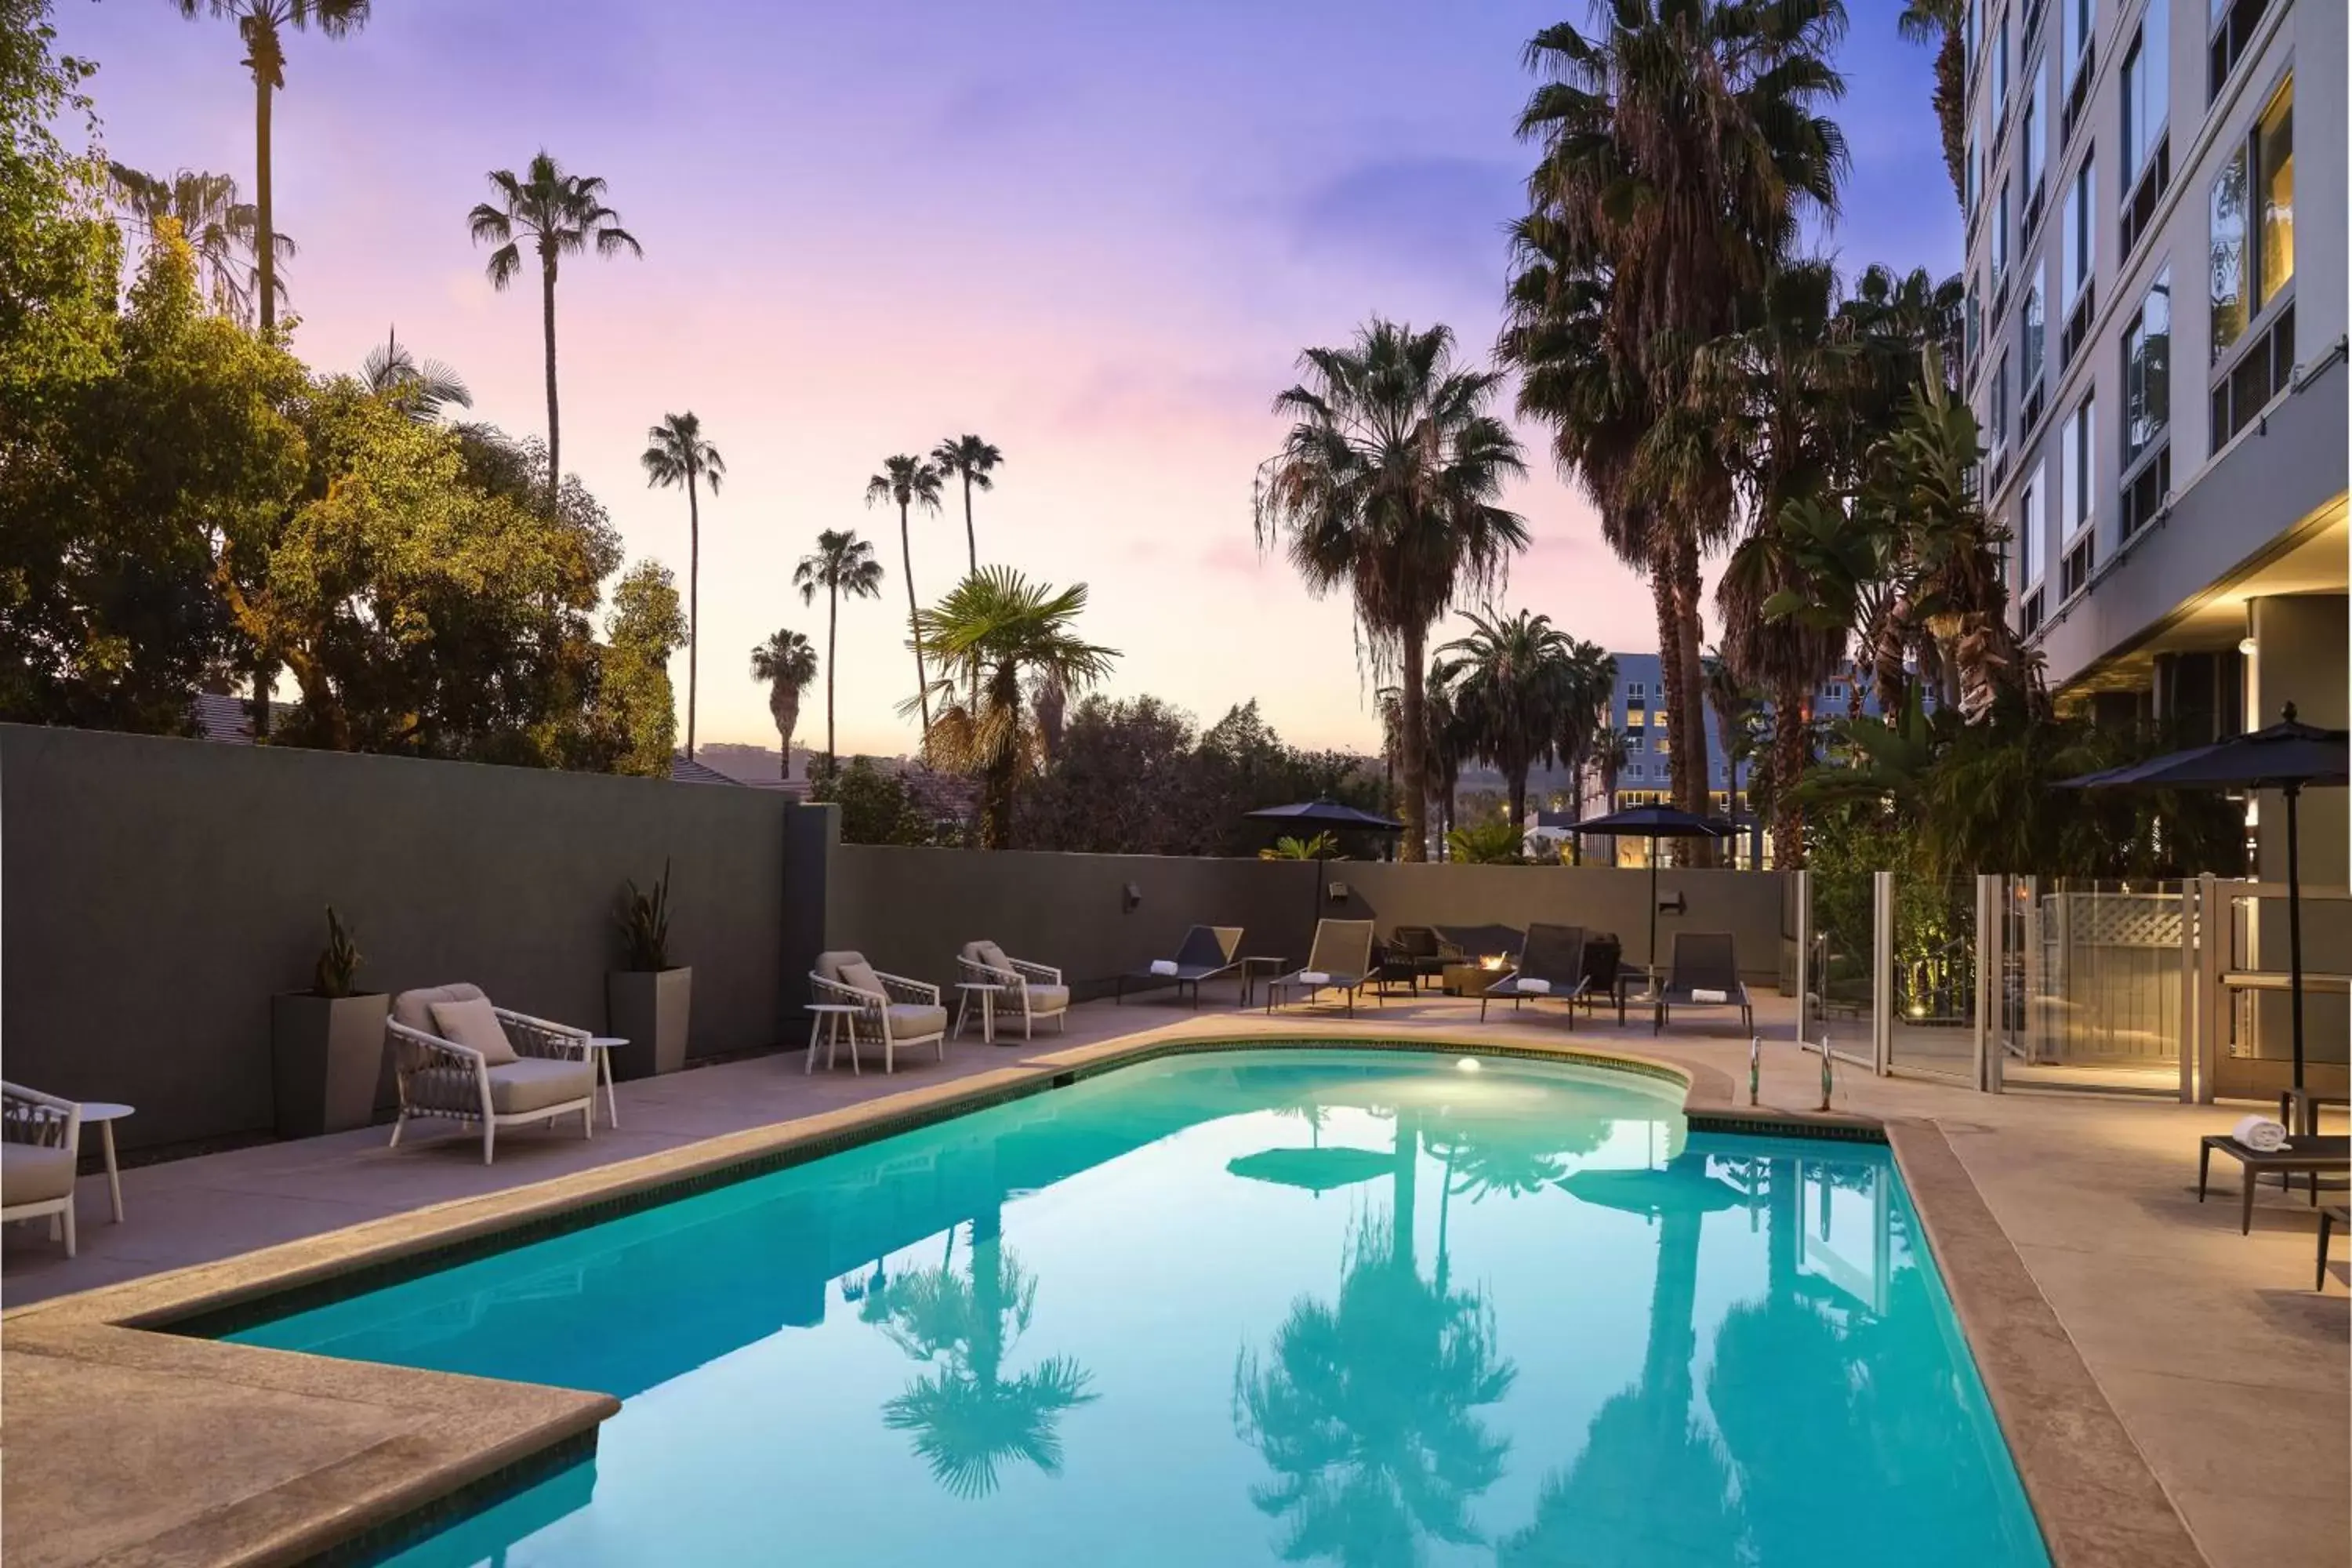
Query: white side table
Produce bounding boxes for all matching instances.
[583,1038,626,1128]
[954,982,1005,1045]
[807,1004,868,1075]
[78,1102,134,1223]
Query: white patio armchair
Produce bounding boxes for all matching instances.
[810,951,947,1073]
[2,1081,82,1257]
[957,941,1070,1040]
[386,984,597,1165]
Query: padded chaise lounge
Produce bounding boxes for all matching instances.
[1480,923,1591,1025]
[1651,933,1755,1035]
[1266,920,1378,1016]
[1117,925,1244,1008]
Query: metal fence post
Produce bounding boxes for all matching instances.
[1793,868,1813,1044]
[1871,869,1893,1075]
[1974,874,2000,1093]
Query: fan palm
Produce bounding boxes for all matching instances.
[1896,0,1968,208]
[1254,318,1528,862]
[469,151,642,499]
[640,412,724,760]
[1260,832,1339,862]
[749,630,818,779]
[359,326,472,423]
[909,568,1119,849]
[1436,609,1577,829]
[866,455,947,744]
[793,529,886,778]
[169,0,363,335]
[1719,532,1843,868]
[930,434,1004,575]
[106,163,292,327]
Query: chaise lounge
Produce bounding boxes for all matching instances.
[1267,920,1378,1016]
[1651,932,1755,1035]
[387,984,597,1164]
[1480,923,1591,1025]
[1117,925,1245,1008]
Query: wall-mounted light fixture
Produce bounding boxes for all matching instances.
[2238,635,2259,657]
[1327,880,1349,903]
[1121,882,1143,913]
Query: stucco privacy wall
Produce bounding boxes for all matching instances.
[0,724,800,1151]
[829,841,1788,1002]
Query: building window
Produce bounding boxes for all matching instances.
[2020,56,2046,231]
[1627,681,1644,699]
[2209,0,2270,101]
[2060,0,2095,143]
[1992,179,2012,292]
[2211,75,2292,361]
[2019,465,2045,591]
[2060,394,2096,597]
[2122,4,2169,184]
[2122,267,2170,466]
[2060,158,2096,366]
[2020,274,2046,429]
[1990,350,2011,451]
[2256,78,2294,309]
[1994,11,2010,113]
[2211,303,2295,452]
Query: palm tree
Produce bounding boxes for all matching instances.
[1436,609,1577,829]
[641,412,725,760]
[793,529,886,779]
[170,0,363,336]
[909,568,1119,849]
[1554,640,1616,824]
[1700,650,1764,860]
[106,163,292,326]
[930,434,1004,575]
[1896,1,1968,209]
[1424,664,1473,855]
[469,151,642,499]
[1260,833,1338,862]
[1254,318,1528,862]
[749,629,818,780]
[360,326,471,422]
[866,456,947,744]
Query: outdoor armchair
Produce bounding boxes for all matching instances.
[2,1081,82,1257]
[1377,925,1461,996]
[1651,933,1755,1035]
[1481,923,1591,1025]
[1116,925,1245,1008]
[387,984,597,1164]
[1268,920,1378,1016]
[958,940,1070,1040]
[811,951,948,1073]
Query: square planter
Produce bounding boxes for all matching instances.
[271,992,391,1139]
[608,967,692,1080]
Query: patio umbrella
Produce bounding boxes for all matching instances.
[1244,798,1405,928]
[2059,702,2349,1087]
[1562,805,1735,975]
[1226,1145,1396,1193]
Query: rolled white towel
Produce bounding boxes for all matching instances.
[1515,976,1552,995]
[1298,971,1330,985]
[1149,959,1179,976]
[2233,1115,2288,1152]
[1692,988,1730,1004]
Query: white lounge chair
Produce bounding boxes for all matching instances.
[2,1082,82,1257]
[811,951,947,1073]
[386,984,597,1164]
[957,941,1070,1040]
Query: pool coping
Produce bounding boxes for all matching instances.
[0,1024,2204,1567]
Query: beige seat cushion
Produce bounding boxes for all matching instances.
[413,1058,593,1116]
[812,951,866,986]
[1022,984,1070,1014]
[392,982,487,1034]
[837,959,886,998]
[430,996,519,1065]
[885,1003,948,1040]
[973,941,1014,973]
[2,1142,76,1206]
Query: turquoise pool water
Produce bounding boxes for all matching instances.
[230,1049,2050,1566]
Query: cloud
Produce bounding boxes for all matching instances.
[1285,155,1523,290]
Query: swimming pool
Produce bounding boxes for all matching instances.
[227,1047,2051,1566]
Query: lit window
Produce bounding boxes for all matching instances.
[2212,75,2293,358]
[2122,267,2170,463]
[2256,77,2293,307]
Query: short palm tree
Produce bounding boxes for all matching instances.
[360,327,472,423]
[1259,833,1338,862]
[641,412,726,760]
[468,151,641,499]
[866,455,946,743]
[793,529,886,778]
[1254,318,1528,862]
[930,434,1004,575]
[170,0,365,335]
[106,163,292,326]
[909,568,1119,849]
[748,630,818,779]
[1436,609,1578,829]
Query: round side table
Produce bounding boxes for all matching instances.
[583,1038,625,1128]
[77,1101,135,1223]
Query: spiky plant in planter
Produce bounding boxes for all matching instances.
[616,860,673,971]
[314,906,362,996]
[272,905,389,1139]
[609,861,691,1079]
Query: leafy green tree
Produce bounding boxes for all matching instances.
[793,528,885,778]
[911,567,1118,850]
[107,163,291,327]
[170,0,366,336]
[1014,694,1205,854]
[1254,318,1528,862]
[929,434,1002,576]
[360,326,470,423]
[596,561,685,776]
[640,410,724,758]
[808,755,948,847]
[468,151,641,499]
[748,627,816,777]
[866,453,945,741]
[2,0,114,394]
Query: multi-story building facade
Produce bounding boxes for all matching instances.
[1959,0,2345,876]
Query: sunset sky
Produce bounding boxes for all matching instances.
[62,0,1960,758]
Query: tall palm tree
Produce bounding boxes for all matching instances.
[1896,0,1967,208]
[749,629,818,780]
[469,151,642,500]
[1254,318,1528,862]
[106,163,292,327]
[909,568,1119,849]
[360,326,471,423]
[866,455,946,744]
[1436,608,1577,829]
[793,529,886,779]
[930,434,1004,575]
[170,0,364,336]
[641,412,725,760]
[1512,0,1847,844]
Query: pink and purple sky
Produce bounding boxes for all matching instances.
[64,0,1959,757]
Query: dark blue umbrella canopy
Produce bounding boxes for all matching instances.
[1562,805,1736,839]
[1244,798,1406,833]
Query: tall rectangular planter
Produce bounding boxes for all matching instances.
[271,992,392,1139]
[608,967,692,1080]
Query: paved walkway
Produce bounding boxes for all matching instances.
[5,991,2344,1568]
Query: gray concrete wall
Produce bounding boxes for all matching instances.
[1,724,800,1151]
[830,844,1787,1001]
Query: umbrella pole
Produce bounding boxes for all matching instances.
[2287,783,2306,1092]
[1648,847,1660,986]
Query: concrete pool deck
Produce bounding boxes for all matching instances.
[3,993,2343,1568]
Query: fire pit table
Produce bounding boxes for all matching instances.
[1440,960,1510,998]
